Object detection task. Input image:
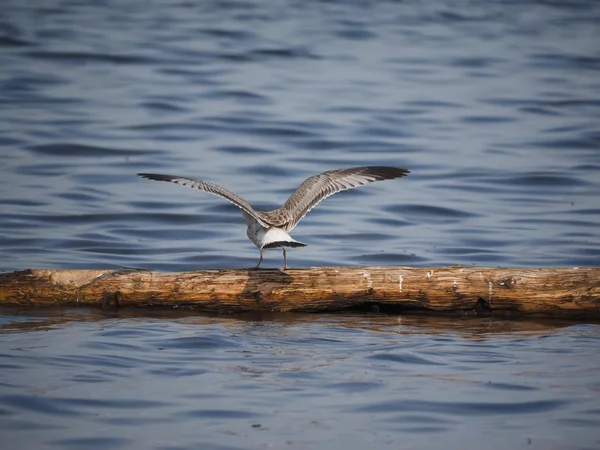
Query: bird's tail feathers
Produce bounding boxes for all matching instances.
[262,239,307,250]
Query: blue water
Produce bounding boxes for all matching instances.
[1,310,600,450]
[1,0,600,448]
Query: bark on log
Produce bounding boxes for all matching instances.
[0,267,598,318]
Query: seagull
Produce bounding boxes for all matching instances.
[138,166,409,269]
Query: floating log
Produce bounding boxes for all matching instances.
[0,267,598,318]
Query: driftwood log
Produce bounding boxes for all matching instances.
[0,267,598,319]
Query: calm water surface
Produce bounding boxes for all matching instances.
[1,0,599,448]
[1,309,600,450]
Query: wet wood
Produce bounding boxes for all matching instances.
[0,267,600,318]
[1,266,598,318]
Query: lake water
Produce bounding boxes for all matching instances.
[1,309,600,450]
[1,0,599,448]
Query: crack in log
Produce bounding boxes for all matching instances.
[101,291,121,309]
[474,296,492,311]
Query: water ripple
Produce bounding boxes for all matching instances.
[48,437,132,449]
[24,50,154,65]
[354,399,569,416]
[27,143,161,157]
[369,352,446,366]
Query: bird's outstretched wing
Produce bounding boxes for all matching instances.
[267,166,410,232]
[138,173,270,228]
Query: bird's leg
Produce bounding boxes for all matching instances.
[281,248,288,271]
[253,249,263,269]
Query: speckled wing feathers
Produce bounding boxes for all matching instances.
[267,166,410,232]
[137,173,270,228]
[139,166,409,232]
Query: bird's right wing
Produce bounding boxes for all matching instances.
[273,166,410,231]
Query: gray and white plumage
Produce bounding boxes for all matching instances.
[138,166,410,269]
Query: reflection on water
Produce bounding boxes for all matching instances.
[1,308,599,449]
[1,0,600,448]
[0,306,581,336]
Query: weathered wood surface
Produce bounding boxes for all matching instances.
[0,267,598,318]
